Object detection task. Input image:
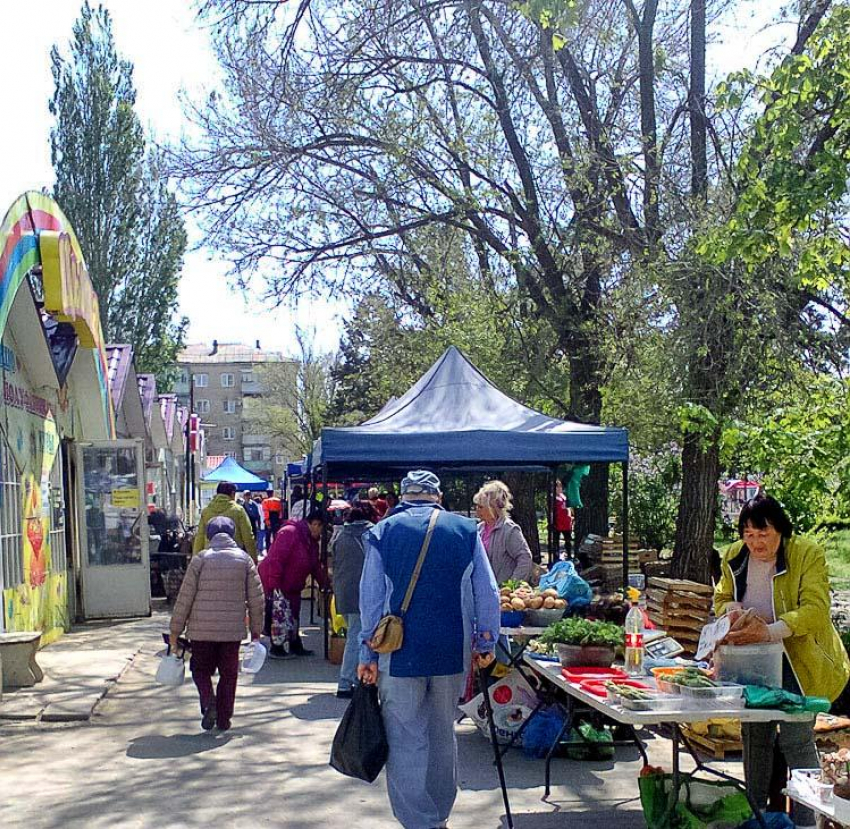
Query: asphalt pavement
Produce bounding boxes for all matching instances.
[0,608,727,828]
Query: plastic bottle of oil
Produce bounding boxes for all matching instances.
[624,601,645,676]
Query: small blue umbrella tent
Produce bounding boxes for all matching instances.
[203,456,270,492]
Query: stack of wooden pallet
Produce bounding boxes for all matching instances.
[646,577,713,654]
[600,536,641,569]
[587,537,657,589]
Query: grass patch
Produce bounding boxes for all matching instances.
[824,529,850,586]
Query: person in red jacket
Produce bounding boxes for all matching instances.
[259,509,328,658]
[552,478,574,563]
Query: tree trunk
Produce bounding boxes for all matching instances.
[503,471,541,564]
[568,346,610,540]
[689,0,708,198]
[671,429,719,584]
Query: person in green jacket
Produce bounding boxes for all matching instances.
[715,494,850,828]
[193,482,258,561]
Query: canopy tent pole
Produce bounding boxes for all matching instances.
[309,468,316,625]
[548,468,556,566]
[622,460,630,594]
[322,463,330,660]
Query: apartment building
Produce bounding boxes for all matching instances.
[174,341,298,486]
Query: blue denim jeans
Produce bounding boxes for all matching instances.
[338,613,361,691]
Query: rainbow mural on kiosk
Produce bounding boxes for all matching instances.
[0,192,115,437]
[0,192,116,640]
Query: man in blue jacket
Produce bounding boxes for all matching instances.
[358,470,500,829]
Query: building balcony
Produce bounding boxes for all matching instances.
[243,433,271,446]
[242,459,272,477]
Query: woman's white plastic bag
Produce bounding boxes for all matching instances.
[240,641,267,674]
[156,654,186,687]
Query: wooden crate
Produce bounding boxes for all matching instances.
[681,727,743,760]
[647,577,713,596]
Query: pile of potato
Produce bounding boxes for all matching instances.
[499,582,567,612]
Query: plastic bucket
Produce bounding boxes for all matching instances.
[715,642,783,688]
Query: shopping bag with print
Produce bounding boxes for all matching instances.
[270,589,296,647]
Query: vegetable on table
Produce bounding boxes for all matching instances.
[538,617,624,648]
[499,581,566,612]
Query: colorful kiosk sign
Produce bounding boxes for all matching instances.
[0,192,115,640]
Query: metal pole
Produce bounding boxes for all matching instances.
[476,661,514,829]
[548,467,556,566]
[184,378,191,518]
[189,373,196,525]
[622,460,630,594]
[322,463,330,660]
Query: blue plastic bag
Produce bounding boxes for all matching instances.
[739,813,794,829]
[522,708,565,759]
[539,560,593,604]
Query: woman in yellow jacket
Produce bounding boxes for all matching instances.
[715,495,850,828]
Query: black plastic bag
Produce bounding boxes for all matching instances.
[329,683,388,783]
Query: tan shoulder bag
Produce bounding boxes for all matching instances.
[369,509,440,654]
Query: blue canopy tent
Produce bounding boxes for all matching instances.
[313,346,628,469]
[203,456,271,492]
[309,348,631,655]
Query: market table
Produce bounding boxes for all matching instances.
[498,626,546,669]
[783,787,848,826]
[522,654,815,826]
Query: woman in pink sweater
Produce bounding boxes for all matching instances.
[170,516,265,732]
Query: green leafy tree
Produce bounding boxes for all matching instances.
[50,2,187,385]
[724,374,850,532]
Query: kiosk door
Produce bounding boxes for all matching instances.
[77,440,150,619]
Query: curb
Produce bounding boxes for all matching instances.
[0,648,142,725]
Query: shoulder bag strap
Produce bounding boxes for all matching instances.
[400,508,440,616]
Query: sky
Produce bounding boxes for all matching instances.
[0,0,795,359]
[0,0,345,359]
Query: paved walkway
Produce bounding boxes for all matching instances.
[0,614,163,722]
[0,609,736,827]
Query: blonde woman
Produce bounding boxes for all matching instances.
[473,480,533,584]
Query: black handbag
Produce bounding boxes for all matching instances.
[329,682,389,783]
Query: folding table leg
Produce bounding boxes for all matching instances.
[544,702,573,799]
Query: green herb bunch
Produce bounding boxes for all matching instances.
[539,618,624,648]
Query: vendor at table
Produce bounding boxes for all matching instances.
[474,480,534,585]
[715,494,850,828]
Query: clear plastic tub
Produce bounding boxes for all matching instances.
[679,682,744,708]
[791,769,834,805]
[656,678,682,695]
[812,781,835,805]
[715,643,783,688]
[620,695,680,712]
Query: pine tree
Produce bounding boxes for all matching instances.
[49,2,186,385]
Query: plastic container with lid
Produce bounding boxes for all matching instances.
[679,682,744,709]
[715,642,783,688]
[620,695,680,712]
